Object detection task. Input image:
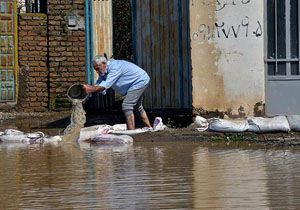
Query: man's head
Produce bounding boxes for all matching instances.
[92,55,107,76]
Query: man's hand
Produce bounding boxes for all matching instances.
[82,84,93,97]
[82,84,105,96]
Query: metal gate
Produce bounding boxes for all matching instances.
[265,0,300,115]
[0,0,17,102]
[132,0,192,109]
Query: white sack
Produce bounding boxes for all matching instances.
[112,124,127,131]
[91,134,133,144]
[194,116,208,132]
[109,127,150,135]
[152,117,167,131]
[208,118,249,132]
[286,115,300,132]
[78,125,111,141]
[110,117,166,135]
[0,129,62,145]
[247,116,290,133]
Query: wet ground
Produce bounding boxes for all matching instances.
[1,111,300,147]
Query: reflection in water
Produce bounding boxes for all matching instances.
[193,148,269,209]
[0,142,299,209]
[264,150,300,208]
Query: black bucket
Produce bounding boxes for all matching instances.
[67,84,88,102]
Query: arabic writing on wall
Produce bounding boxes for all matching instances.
[192,0,251,11]
[191,0,263,41]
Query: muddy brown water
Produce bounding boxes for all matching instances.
[0,140,299,209]
[0,108,300,208]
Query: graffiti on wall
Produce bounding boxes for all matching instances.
[192,0,251,11]
[191,0,262,41]
[192,16,262,40]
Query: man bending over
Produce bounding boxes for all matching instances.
[83,55,151,130]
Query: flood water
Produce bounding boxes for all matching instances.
[0,140,299,209]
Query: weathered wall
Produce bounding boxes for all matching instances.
[18,14,48,112]
[190,0,265,118]
[48,0,86,111]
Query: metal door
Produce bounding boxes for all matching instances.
[132,0,192,109]
[0,0,17,102]
[265,0,300,115]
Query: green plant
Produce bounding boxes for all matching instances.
[166,117,176,128]
[211,136,225,141]
[225,133,245,141]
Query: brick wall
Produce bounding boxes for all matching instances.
[18,13,48,112]
[48,0,86,111]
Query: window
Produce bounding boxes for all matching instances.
[266,0,300,77]
[17,0,47,13]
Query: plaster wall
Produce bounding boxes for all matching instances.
[190,0,265,117]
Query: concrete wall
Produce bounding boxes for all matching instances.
[190,0,265,118]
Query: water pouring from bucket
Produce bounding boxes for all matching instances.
[67,83,89,102]
[63,83,88,142]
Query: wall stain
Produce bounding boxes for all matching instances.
[191,2,226,110]
[254,101,265,117]
[224,106,246,119]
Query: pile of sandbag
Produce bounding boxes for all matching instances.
[0,129,62,145]
[194,115,300,133]
[0,117,166,146]
[77,117,166,144]
[78,117,166,140]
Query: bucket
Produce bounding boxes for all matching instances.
[67,84,88,102]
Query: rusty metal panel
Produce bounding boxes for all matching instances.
[92,0,113,85]
[91,0,114,109]
[169,0,180,108]
[0,0,17,102]
[160,0,171,108]
[181,0,192,108]
[133,0,191,109]
[92,0,113,58]
[150,0,161,108]
[142,0,152,108]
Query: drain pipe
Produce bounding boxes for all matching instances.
[84,0,91,84]
[89,0,94,85]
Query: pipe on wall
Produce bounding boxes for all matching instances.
[84,0,91,84]
[89,0,94,85]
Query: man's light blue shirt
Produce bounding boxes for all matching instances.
[95,59,150,96]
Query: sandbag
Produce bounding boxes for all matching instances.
[0,129,26,142]
[0,129,44,143]
[194,116,208,132]
[110,117,166,135]
[153,117,167,131]
[247,116,290,133]
[91,134,133,144]
[208,118,249,132]
[287,115,300,132]
[0,129,62,145]
[78,125,111,141]
[109,127,150,135]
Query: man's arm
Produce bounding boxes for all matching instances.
[83,84,105,95]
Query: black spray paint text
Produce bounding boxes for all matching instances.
[192,0,251,11]
[192,16,262,40]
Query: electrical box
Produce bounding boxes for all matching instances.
[68,14,77,27]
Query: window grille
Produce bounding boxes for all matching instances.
[17,0,47,13]
[265,0,300,79]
